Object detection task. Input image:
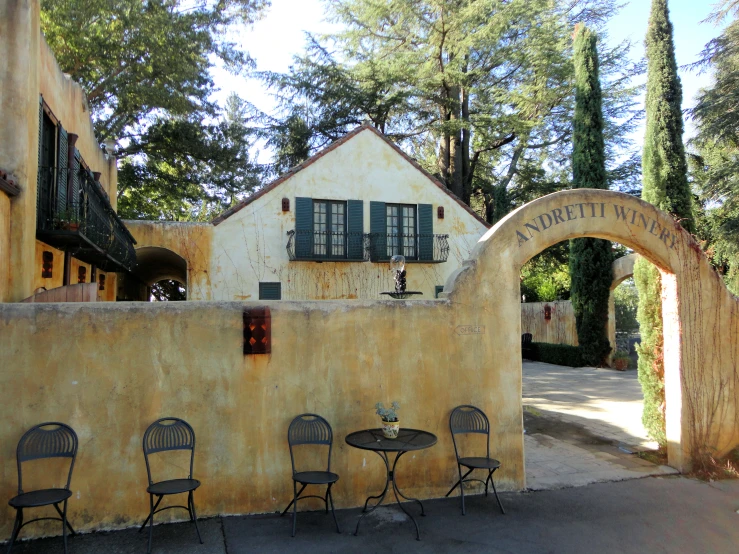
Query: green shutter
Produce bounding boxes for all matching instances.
[70,149,81,218]
[418,203,433,261]
[435,285,444,298]
[259,282,281,300]
[370,201,387,261]
[347,199,364,260]
[56,125,68,212]
[36,96,44,229]
[295,197,312,258]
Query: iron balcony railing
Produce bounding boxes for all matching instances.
[368,233,450,263]
[286,230,370,261]
[36,164,137,272]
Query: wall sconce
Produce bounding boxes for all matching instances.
[42,251,53,278]
[98,274,106,291]
[78,266,87,284]
[282,198,290,212]
[437,206,444,219]
[244,307,271,354]
[544,304,552,321]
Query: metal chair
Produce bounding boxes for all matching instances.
[281,414,341,537]
[446,405,505,516]
[6,422,78,554]
[139,418,203,554]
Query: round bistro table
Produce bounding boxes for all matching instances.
[345,428,437,540]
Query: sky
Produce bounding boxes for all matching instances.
[211,0,729,153]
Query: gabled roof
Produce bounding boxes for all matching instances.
[212,123,490,227]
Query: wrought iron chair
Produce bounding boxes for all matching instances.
[446,405,505,516]
[6,422,78,554]
[281,414,341,537]
[139,418,203,554]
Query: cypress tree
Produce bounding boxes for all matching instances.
[569,25,613,367]
[635,0,695,446]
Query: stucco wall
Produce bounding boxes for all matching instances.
[521,301,578,346]
[0,192,10,302]
[0,0,118,301]
[0,298,520,538]
[209,129,488,301]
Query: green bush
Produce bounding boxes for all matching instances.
[527,342,585,367]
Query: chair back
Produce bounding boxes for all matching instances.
[449,405,490,460]
[15,422,78,494]
[142,418,196,485]
[286,414,333,474]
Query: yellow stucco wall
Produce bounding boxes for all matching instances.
[32,240,64,292]
[209,129,489,301]
[0,191,737,542]
[0,192,10,302]
[125,221,214,299]
[0,0,119,302]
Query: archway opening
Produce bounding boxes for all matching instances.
[123,246,188,301]
[519,240,674,490]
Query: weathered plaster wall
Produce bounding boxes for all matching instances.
[0,298,520,537]
[32,240,64,292]
[210,129,488,301]
[124,221,214,299]
[521,301,578,346]
[0,0,118,301]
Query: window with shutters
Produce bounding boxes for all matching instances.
[313,200,346,259]
[386,204,417,259]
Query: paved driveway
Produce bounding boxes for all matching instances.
[522,361,676,490]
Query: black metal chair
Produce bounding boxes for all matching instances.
[139,418,203,554]
[281,414,340,537]
[6,422,78,554]
[446,405,505,516]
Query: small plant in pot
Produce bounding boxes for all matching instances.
[376,401,400,439]
[612,351,630,371]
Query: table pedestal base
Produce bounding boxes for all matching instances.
[354,450,425,540]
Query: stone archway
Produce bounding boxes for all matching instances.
[607,253,640,364]
[446,189,739,478]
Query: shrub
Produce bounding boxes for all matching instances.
[527,342,585,367]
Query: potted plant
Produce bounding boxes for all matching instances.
[612,351,630,371]
[376,401,400,439]
[54,208,81,231]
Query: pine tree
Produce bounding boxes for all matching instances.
[635,0,696,446]
[569,25,613,367]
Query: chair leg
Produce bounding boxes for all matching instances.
[5,509,22,554]
[139,495,163,532]
[281,484,306,517]
[189,491,203,544]
[489,470,505,514]
[291,481,298,538]
[484,470,492,497]
[147,493,155,554]
[327,485,340,534]
[61,499,69,554]
[324,488,329,514]
[53,503,76,535]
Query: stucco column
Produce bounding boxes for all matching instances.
[0,0,40,301]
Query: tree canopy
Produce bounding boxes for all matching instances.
[41,0,269,219]
[260,0,643,222]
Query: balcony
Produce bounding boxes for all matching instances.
[368,233,449,263]
[287,231,450,264]
[36,165,137,272]
[286,230,370,262]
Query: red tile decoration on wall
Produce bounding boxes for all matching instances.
[244,307,271,354]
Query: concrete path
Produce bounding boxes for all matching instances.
[6,477,739,553]
[522,361,677,490]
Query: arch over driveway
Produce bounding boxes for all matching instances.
[446,189,739,473]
